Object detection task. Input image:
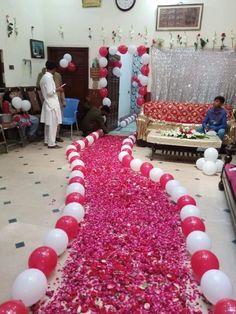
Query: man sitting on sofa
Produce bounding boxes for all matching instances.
[198,96,227,140]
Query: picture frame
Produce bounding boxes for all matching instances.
[82,0,101,8]
[156,3,204,31]
[30,39,45,59]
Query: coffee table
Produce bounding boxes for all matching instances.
[147,130,222,160]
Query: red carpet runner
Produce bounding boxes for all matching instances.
[34,136,201,314]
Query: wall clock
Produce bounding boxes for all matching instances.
[115,0,136,11]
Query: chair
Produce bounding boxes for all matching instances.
[62,98,80,139]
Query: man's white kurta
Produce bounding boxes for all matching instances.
[40,72,62,126]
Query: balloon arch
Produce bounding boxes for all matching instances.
[97,45,150,109]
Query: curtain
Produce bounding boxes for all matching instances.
[151,47,236,106]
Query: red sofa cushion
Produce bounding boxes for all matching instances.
[225,163,236,197]
[143,101,233,124]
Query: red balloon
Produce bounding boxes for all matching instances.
[138,86,147,96]
[67,62,76,72]
[66,148,77,157]
[0,300,28,314]
[181,216,205,237]
[72,165,86,174]
[141,65,150,76]
[191,250,220,282]
[177,195,197,210]
[213,299,236,314]
[137,97,145,107]
[122,148,132,154]
[82,137,89,147]
[70,155,81,164]
[137,45,147,56]
[122,154,134,167]
[140,162,154,177]
[99,67,108,78]
[55,216,79,241]
[99,88,108,98]
[28,246,57,277]
[118,45,128,54]
[160,173,174,189]
[132,75,139,83]
[69,176,85,186]
[99,46,108,57]
[65,192,85,205]
[71,142,81,151]
[113,60,122,68]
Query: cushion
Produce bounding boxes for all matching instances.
[143,101,233,124]
[225,163,236,197]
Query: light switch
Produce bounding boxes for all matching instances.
[9,65,14,70]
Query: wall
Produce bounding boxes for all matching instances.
[1,0,236,87]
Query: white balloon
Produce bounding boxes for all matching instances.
[66,144,77,153]
[69,170,84,180]
[203,161,217,176]
[196,158,206,170]
[140,75,149,86]
[138,74,143,81]
[132,81,138,87]
[141,53,150,65]
[12,269,47,307]
[68,151,80,162]
[121,144,132,151]
[63,202,85,222]
[113,67,121,77]
[128,45,137,55]
[71,159,85,168]
[171,186,188,203]
[109,46,117,55]
[63,53,72,62]
[11,97,22,109]
[122,139,133,145]
[102,97,111,107]
[59,58,69,68]
[129,135,136,143]
[99,78,107,88]
[75,140,85,150]
[120,121,127,128]
[200,270,233,305]
[149,168,164,182]
[44,228,69,256]
[66,183,85,196]
[21,100,31,111]
[91,132,99,140]
[204,147,219,162]
[186,231,212,255]
[86,135,94,145]
[180,205,201,221]
[118,151,129,162]
[99,57,108,68]
[130,158,143,172]
[216,159,224,172]
[166,180,180,195]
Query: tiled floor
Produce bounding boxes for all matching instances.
[0,132,236,309]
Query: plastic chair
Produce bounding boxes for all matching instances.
[62,98,80,139]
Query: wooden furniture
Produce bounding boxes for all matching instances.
[147,130,222,160]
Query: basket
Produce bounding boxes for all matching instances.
[90,68,100,81]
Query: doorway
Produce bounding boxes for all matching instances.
[0,50,5,88]
[47,47,88,104]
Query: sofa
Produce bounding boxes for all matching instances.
[219,150,236,231]
[137,101,236,145]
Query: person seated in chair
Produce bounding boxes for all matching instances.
[198,96,227,141]
[2,88,39,141]
[80,104,110,136]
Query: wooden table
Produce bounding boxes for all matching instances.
[147,130,222,160]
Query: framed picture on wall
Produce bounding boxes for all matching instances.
[82,0,101,8]
[30,39,45,59]
[156,3,204,31]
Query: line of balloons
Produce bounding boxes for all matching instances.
[118,134,236,314]
[0,130,103,314]
[59,53,76,72]
[98,45,150,109]
[119,113,137,128]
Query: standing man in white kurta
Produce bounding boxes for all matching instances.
[40,61,63,149]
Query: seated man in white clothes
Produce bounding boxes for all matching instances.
[40,61,64,149]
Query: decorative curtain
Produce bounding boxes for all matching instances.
[151,48,236,106]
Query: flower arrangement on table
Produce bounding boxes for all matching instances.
[161,127,208,139]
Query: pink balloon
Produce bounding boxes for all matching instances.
[122,155,134,167]
[213,299,236,314]
[137,45,147,56]
[140,162,153,177]
[181,216,206,237]
[136,97,145,106]
[160,173,174,189]
[0,300,28,314]
[99,46,108,57]
[65,192,85,205]
[177,195,197,210]
[55,216,79,241]
[118,45,128,54]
